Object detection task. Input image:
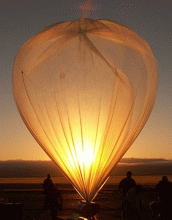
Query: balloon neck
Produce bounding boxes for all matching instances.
[73,200,100,219]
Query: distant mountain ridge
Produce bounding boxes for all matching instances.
[0,158,171,177]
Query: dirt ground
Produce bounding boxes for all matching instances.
[0,183,157,220]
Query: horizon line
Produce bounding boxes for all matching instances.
[0,157,171,162]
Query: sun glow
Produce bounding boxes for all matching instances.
[77,145,94,168]
[68,138,95,175]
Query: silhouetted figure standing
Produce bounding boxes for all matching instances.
[155,176,172,219]
[43,174,54,209]
[118,171,136,219]
[118,171,136,197]
[43,174,62,220]
[124,185,142,220]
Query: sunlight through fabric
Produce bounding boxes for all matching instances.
[12,18,159,202]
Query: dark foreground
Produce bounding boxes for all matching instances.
[0,183,157,220]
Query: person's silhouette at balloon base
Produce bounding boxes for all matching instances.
[43,174,62,220]
[118,171,137,219]
[43,174,54,210]
[150,176,172,220]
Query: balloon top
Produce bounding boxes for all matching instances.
[32,18,153,59]
[68,18,107,33]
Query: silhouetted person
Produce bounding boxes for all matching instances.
[124,185,142,220]
[43,174,62,220]
[155,176,172,219]
[150,176,172,220]
[118,171,136,197]
[43,174,54,209]
[118,171,136,219]
[48,184,62,220]
[156,176,172,203]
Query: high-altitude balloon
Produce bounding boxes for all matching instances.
[13,18,159,202]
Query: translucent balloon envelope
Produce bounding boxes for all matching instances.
[13,18,159,202]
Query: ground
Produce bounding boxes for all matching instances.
[0,182,157,220]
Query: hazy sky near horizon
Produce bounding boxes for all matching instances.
[1,0,172,161]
